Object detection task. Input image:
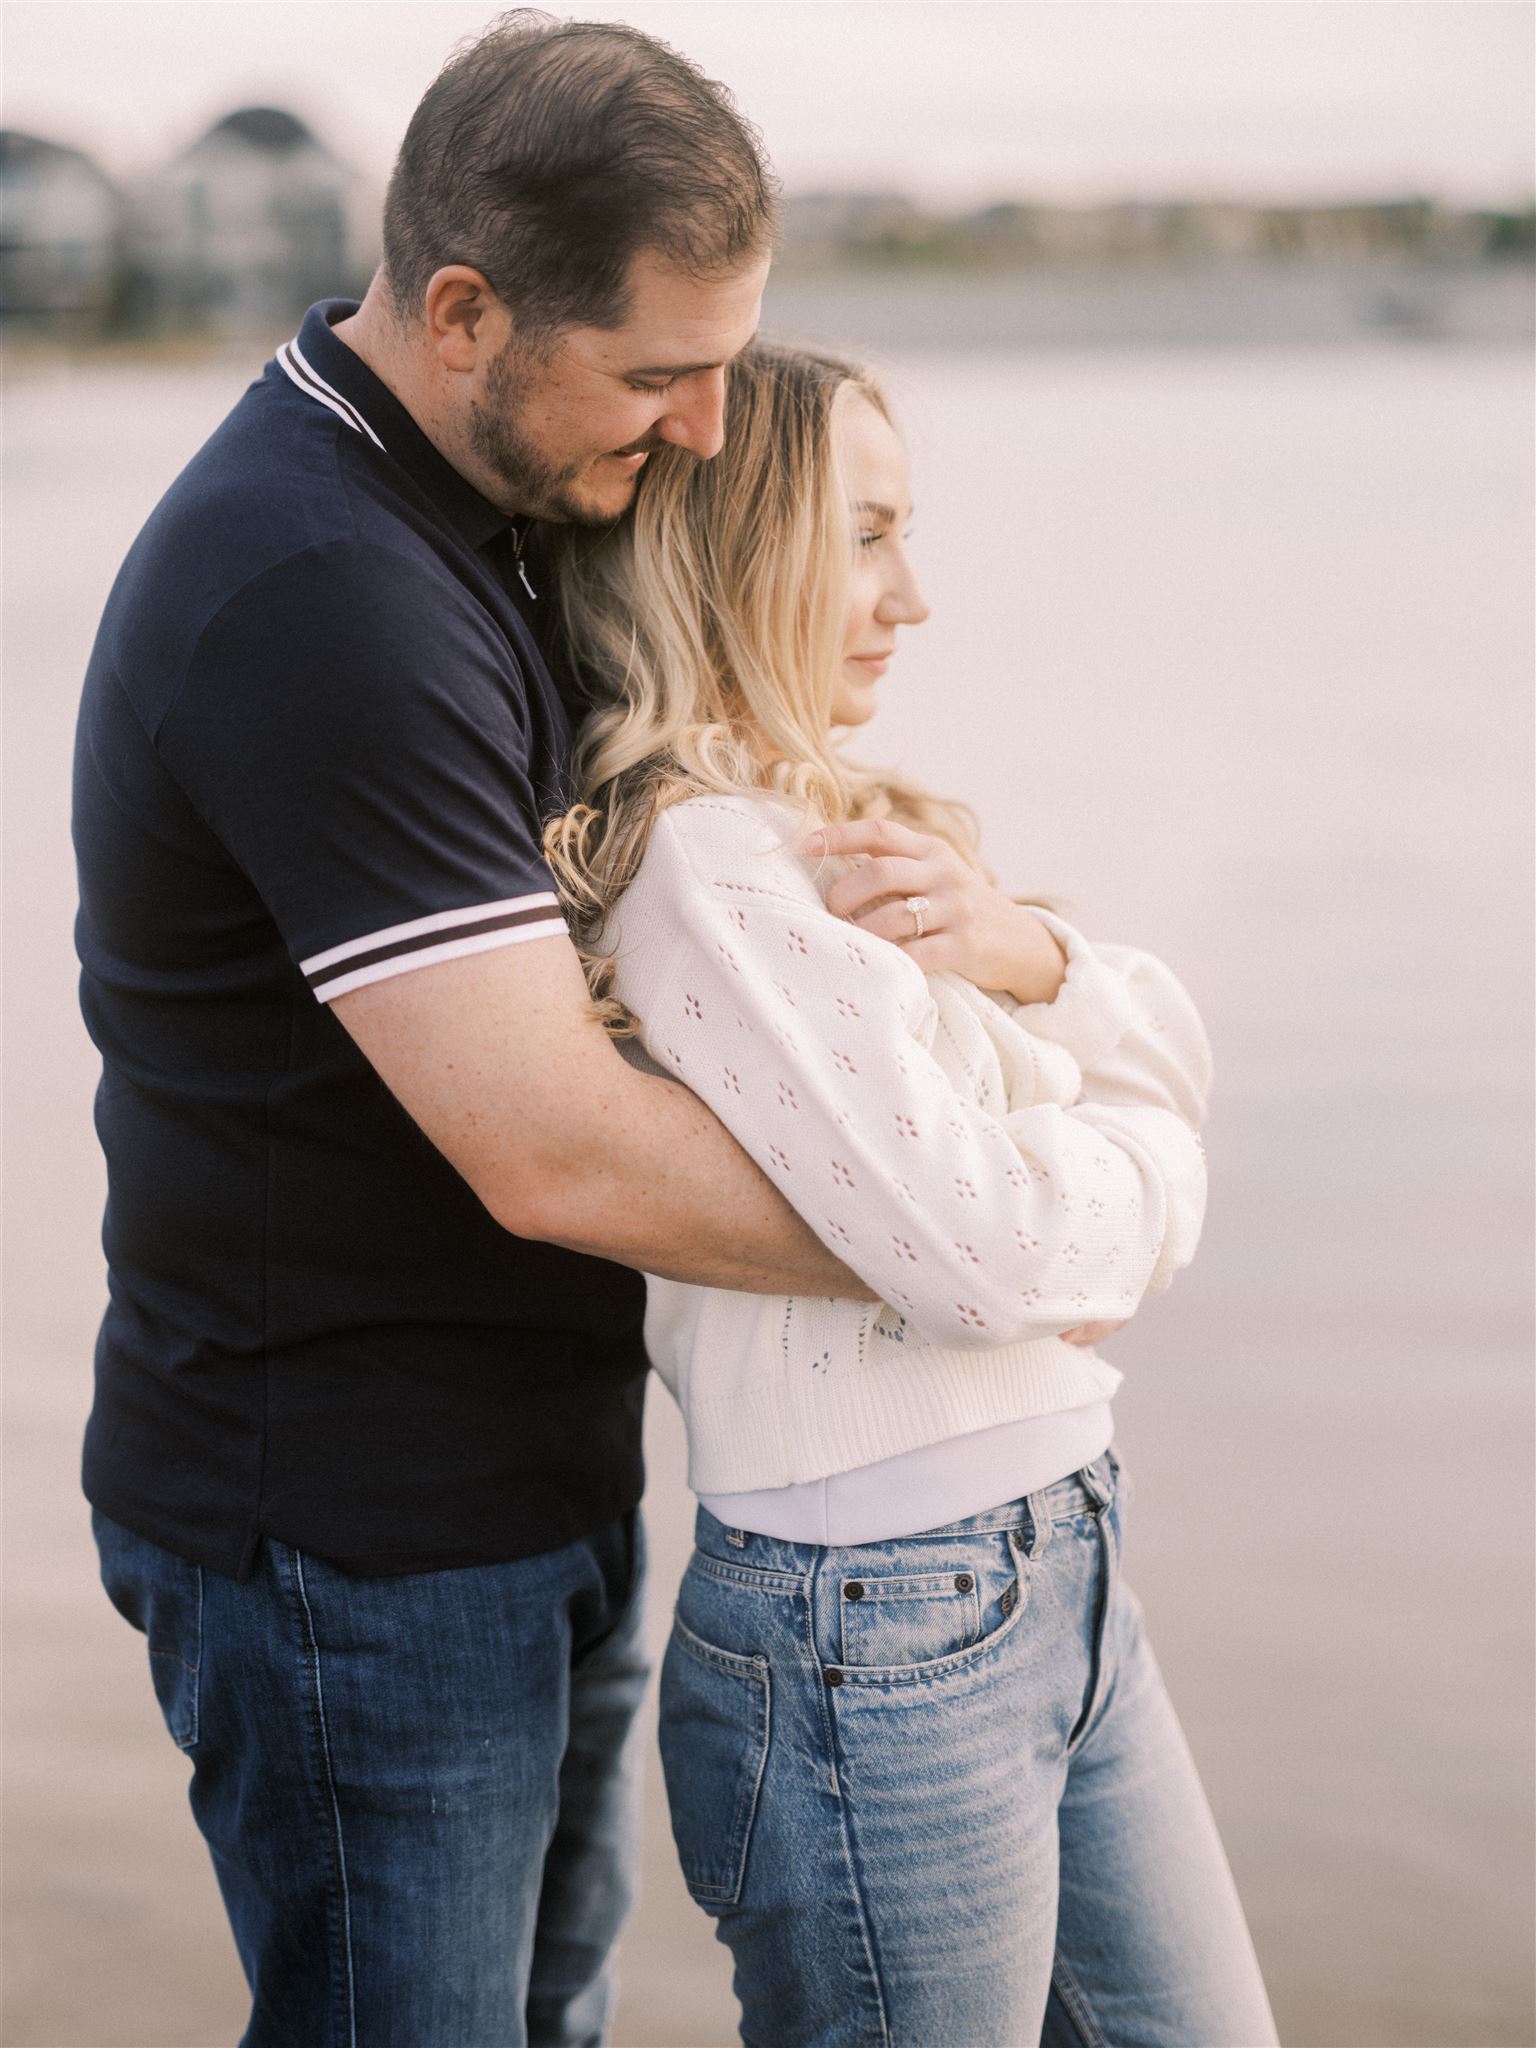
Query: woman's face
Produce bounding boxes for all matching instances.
[832,392,930,728]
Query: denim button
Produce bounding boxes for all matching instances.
[825,1667,844,1687]
[954,1573,974,1593]
[843,1581,865,1601]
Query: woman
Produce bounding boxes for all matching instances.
[544,343,1277,2047]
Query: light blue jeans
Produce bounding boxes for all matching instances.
[658,1447,1279,2047]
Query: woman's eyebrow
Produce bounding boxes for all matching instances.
[853,499,900,522]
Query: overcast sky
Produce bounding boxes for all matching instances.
[4,1,1533,206]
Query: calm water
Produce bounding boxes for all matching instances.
[4,336,1532,2046]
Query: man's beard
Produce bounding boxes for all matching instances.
[467,339,640,526]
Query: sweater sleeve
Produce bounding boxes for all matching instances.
[991,911,1215,1128]
[608,797,1206,1351]
[983,914,1213,1295]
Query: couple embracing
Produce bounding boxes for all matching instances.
[74,14,1278,2046]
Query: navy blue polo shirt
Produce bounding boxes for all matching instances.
[73,299,647,1580]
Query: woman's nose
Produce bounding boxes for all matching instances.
[879,568,931,627]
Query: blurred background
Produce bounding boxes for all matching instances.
[3,3,1533,2044]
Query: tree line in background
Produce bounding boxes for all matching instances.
[2,107,1531,341]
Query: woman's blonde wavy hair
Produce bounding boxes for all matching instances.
[543,339,1008,1035]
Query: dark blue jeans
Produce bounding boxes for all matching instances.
[94,1508,648,2048]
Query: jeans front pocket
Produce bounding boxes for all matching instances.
[657,1614,770,1910]
[838,1566,984,1669]
[93,1510,203,1751]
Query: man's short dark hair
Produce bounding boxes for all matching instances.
[382,10,778,340]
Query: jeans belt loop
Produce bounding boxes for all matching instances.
[1021,1490,1052,1560]
[1079,1456,1114,1513]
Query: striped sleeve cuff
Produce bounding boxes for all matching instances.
[301,893,567,1001]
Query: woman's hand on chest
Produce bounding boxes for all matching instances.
[803,817,1068,1006]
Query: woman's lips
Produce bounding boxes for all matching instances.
[848,652,892,675]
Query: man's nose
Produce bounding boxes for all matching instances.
[655,369,727,460]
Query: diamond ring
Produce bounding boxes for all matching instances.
[904,894,930,940]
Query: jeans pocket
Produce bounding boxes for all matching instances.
[839,1567,984,1668]
[657,1614,770,1910]
[94,1511,203,1752]
[830,1532,1030,1690]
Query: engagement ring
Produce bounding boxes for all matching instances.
[904,895,930,940]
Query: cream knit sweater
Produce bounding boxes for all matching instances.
[603,793,1211,1496]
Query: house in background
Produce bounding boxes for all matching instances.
[128,105,371,332]
[4,103,1526,345]
[0,131,122,326]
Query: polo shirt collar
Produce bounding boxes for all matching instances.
[283,299,512,551]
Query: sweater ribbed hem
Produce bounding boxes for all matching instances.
[680,1337,1123,1495]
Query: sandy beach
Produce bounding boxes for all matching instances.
[4,329,1532,2046]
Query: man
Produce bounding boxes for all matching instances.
[73,16,871,2043]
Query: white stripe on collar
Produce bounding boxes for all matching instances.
[278,336,385,449]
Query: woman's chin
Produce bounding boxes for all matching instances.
[830,682,879,728]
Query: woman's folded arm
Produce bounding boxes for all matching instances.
[992,912,1214,1128]
[607,798,1206,1349]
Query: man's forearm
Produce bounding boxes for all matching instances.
[520,1065,878,1298]
[332,939,873,1297]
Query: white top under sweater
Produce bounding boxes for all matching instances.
[699,1400,1117,1544]
[604,793,1212,1499]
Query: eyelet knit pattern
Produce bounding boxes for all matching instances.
[603,794,1213,1495]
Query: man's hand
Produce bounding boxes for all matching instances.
[804,818,1067,1005]
[1059,1320,1131,1347]
[331,931,877,1300]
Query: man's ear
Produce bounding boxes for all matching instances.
[423,267,501,373]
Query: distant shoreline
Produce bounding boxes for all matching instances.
[762,254,1534,353]
[3,255,1530,370]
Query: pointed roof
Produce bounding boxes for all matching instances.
[195,107,325,158]
[0,129,116,186]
